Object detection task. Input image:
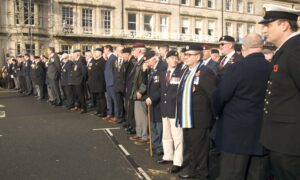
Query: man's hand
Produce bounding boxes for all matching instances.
[145,97,152,106]
[136,91,142,99]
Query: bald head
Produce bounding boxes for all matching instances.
[243,33,264,49]
[242,33,264,57]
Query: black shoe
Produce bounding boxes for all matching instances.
[178,173,197,179]
[155,150,164,156]
[157,159,173,164]
[98,114,107,118]
[170,165,182,173]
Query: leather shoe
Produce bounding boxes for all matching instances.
[170,165,182,173]
[129,135,140,141]
[134,139,148,145]
[80,109,87,114]
[98,113,107,118]
[178,173,197,179]
[103,115,113,121]
[157,159,172,164]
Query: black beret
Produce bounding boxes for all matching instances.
[219,35,235,42]
[95,48,103,53]
[34,55,40,59]
[85,50,91,53]
[73,49,81,53]
[122,47,132,54]
[144,50,156,60]
[211,49,220,54]
[57,52,63,55]
[185,44,203,53]
[180,47,186,53]
[166,50,179,59]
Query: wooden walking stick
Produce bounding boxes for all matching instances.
[147,104,153,157]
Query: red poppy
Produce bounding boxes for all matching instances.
[273,64,278,72]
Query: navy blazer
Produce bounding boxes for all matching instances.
[104,54,117,87]
[60,61,73,86]
[144,60,167,123]
[160,67,183,118]
[212,53,271,155]
[261,34,300,156]
[87,57,106,93]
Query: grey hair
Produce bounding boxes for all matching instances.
[243,33,264,48]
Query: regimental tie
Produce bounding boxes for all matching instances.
[165,70,171,87]
[219,56,227,69]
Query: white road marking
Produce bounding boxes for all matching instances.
[0,111,6,118]
[0,104,5,108]
[92,127,120,131]
[0,135,3,137]
[118,144,130,156]
[137,167,152,180]
[105,129,113,136]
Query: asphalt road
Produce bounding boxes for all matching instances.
[0,89,179,180]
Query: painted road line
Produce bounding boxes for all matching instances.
[0,104,5,108]
[103,129,152,180]
[0,111,6,118]
[92,127,120,131]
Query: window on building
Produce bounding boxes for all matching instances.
[15,0,20,25]
[225,0,232,11]
[208,0,215,9]
[25,43,35,55]
[195,19,203,35]
[16,43,21,55]
[237,23,243,42]
[82,45,92,55]
[208,20,215,37]
[247,24,254,34]
[160,0,168,3]
[128,13,137,31]
[82,8,93,33]
[237,0,243,13]
[144,14,153,32]
[225,22,232,36]
[195,0,202,7]
[181,18,190,34]
[61,45,72,54]
[160,16,168,33]
[101,10,111,34]
[181,0,189,5]
[247,2,254,14]
[62,7,73,26]
[24,0,34,25]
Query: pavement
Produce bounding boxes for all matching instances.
[0,88,181,180]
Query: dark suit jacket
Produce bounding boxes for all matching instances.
[143,60,167,123]
[114,58,126,93]
[261,34,300,156]
[212,53,271,155]
[177,63,217,129]
[47,53,61,80]
[87,57,106,93]
[124,57,137,100]
[160,67,182,118]
[205,58,218,75]
[60,61,73,86]
[31,61,46,86]
[217,52,242,81]
[104,53,117,87]
[70,58,87,86]
[23,60,32,77]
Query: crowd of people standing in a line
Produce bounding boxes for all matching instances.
[0,4,299,180]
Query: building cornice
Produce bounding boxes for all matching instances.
[224,18,257,24]
[58,1,115,9]
[125,8,171,15]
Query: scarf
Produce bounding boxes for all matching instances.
[177,61,203,128]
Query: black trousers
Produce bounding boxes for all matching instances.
[125,99,135,128]
[49,78,62,104]
[270,151,300,180]
[25,76,33,93]
[18,75,26,92]
[217,151,268,180]
[62,85,74,108]
[72,84,86,110]
[115,92,125,121]
[93,92,107,115]
[184,128,210,179]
